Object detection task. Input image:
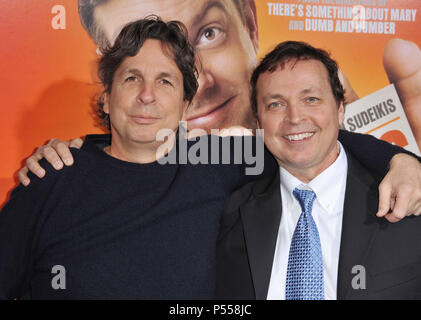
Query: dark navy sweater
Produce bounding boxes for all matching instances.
[0,131,409,299]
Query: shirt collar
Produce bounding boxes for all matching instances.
[279,163,304,207]
[279,141,348,215]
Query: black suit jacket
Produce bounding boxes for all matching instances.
[216,152,421,300]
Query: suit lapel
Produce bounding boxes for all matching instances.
[240,171,282,300]
[337,153,380,300]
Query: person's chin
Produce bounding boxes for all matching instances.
[128,129,158,144]
[280,142,316,163]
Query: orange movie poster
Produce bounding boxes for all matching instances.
[1,0,421,206]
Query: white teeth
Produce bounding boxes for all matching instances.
[284,132,314,141]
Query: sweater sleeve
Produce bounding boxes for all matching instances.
[0,161,62,299]
[338,130,421,177]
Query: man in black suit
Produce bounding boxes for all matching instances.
[216,41,421,300]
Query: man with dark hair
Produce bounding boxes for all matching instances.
[216,41,421,300]
[0,17,266,299]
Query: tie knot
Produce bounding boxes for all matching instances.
[293,188,316,213]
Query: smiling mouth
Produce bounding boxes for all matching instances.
[186,96,235,122]
[283,132,315,142]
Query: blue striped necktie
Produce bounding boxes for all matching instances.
[285,188,324,300]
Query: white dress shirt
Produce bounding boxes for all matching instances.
[267,142,348,300]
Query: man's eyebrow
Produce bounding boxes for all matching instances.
[262,93,284,102]
[124,68,139,75]
[192,0,227,27]
[116,68,139,77]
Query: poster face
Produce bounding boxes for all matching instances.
[1,0,421,206]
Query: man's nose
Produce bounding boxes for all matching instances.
[137,82,156,105]
[286,104,304,124]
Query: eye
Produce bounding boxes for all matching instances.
[125,75,138,82]
[306,97,320,103]
[196,27,222,47]
[159,78,173,86]
[268,102,281,109]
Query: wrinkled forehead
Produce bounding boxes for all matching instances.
[94,0,240,46]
